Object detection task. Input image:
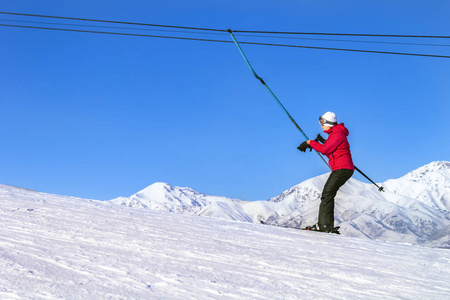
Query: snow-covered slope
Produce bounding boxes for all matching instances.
[110,161,450,248]
[1,184,449,299]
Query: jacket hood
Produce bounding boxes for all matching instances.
[325,123,349,136]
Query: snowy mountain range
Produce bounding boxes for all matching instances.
[110,161,450,248]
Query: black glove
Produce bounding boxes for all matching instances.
[315,134,326,144]
[297,141,312,152]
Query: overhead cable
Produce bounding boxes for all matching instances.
[238,33,450,47]
[0,11,224,32]
[2,23,450,59]
[3,18,450,47]
[2,11,450,39]
[232,30,450,39]
[0,18,229,36]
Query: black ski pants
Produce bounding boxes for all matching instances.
[318,168,354,227]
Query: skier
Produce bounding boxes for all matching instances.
[297,112,354,233]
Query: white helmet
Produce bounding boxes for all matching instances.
[319,112,337,127]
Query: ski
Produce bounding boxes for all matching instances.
[302,226,340,235]
[260,221,341,234]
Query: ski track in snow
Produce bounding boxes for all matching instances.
[1,186,450,299]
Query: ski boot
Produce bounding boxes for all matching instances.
[303,223,340,234]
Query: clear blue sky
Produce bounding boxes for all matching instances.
[1,1,449,201]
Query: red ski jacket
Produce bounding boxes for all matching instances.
[309,123,355,171]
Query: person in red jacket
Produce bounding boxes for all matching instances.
[297,112,355,233]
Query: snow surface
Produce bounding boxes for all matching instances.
[1,184,450,299]
[111,161,450,248]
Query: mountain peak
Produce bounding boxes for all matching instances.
[408,161,450,173]
[402,161,450,191]
[113,182,212,213]
[268,174,327,203]
[136,182,172,197]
